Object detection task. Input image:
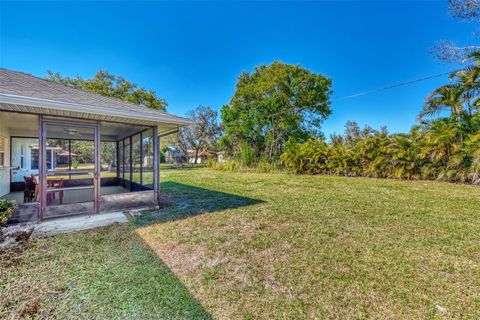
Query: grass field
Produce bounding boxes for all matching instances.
[1,168,479,319]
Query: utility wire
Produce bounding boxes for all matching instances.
[267,70,457,119]
[332,70,457,102]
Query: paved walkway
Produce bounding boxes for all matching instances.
[32,212,129,237]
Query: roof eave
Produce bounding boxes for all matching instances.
[0,92,191,126]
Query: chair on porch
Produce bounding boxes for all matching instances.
[23,176,36,203]
[47,178,64,205]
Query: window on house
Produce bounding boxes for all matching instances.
[0,136,5,167]
[20,144,26,169]
[31,148,39,170]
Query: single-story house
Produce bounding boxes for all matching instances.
[56,150,77,166]
[0,68,190,223]
[187,150,225,164]
[187,149,210,164]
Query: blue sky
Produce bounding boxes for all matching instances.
[0,1,475,137]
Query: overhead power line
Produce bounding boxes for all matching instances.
[332,70,457,102]
[267,69,457,119]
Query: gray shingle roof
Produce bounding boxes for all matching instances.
[0,68,189,124]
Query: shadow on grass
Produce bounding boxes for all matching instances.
[0,224,212,319]
[126,182,264,317]
[133,181,264,226]
[128,231,213,319]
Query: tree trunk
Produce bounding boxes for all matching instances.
[194,148,199,164]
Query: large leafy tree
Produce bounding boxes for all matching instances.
[47,70,167,111]
[221,61,332,162]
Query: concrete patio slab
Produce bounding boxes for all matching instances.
[32,212,129,237]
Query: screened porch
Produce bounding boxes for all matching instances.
[1,112,161,222]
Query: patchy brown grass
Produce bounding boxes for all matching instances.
[134,168,480,319]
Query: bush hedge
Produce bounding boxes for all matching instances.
[0,199,17,226]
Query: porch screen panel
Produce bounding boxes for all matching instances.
[132,133,142,190]
[124,137,131,191]
[119,139,125,182]
[46,139,69,172]
[142,129,154,190]
[100,141,116,179]
[45,124,95,213]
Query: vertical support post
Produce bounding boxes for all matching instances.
[68,139,72,180]
[38,115,46,220]
[94,121,101,213]
[152,126,160,204]
[116,140,120,181]
[129,136,133,191]
[122,139,126,188]
[139,131,143,189]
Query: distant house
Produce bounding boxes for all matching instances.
[187,150,209,164]
[216,151,225,163]
[56,150,77,166]
[188,150,225,164]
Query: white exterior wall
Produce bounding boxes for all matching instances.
[0,118,11,197]
[189,157,203,164]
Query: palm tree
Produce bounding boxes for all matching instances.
[420,84,465,119]
[452,51,480,116]
[465,131,480,184]
[353,132,391,178]
[421,50,480,121]
[418,119,466,181]
[387,134,421,179]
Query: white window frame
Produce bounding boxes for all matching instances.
[0,136,6,167]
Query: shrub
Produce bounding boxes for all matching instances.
[221,160,242,172]
[205,157,217,168]
[208,160,242,172]
[279,119,480,185]
[255,161,278,173]
[240,144,255,167]
[281,138,329,174]
[71,158,80,169]
[0,199,17,226]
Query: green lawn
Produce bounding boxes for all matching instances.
[1,168,479,319]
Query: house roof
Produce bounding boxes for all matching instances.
[0,68,190,132]
[187,149,220,157]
